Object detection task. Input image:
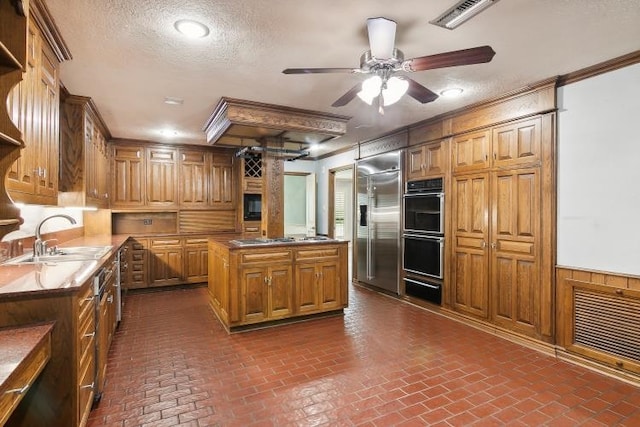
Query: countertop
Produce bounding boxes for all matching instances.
[0,322,54,391]
[209,235,347,250]
[0,234,129,299]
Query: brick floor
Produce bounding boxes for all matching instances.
[88,285,640,426]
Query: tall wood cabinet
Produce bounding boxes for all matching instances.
[111,144,145,208]
[406,139,448,180]
[147,147,178,208]
[58,95,111,208]
[451,116,550,339]
[5,4,70,205]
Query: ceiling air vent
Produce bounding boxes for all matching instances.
[430,0,499,30]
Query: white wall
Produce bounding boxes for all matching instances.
[1,205,84,241]
[557,63,640,275]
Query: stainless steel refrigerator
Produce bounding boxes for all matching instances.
[355,151,402,294]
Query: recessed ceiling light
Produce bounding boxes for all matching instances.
[159,129,179,138]
[174,19,210,38]
[164,97,184,105]
[440,87,464,98]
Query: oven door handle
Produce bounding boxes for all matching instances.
[404,278,440,290]
[403,234,444,243]
[403,192,444,198]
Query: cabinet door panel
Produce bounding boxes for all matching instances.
[319,262,340,309]
[147,160,177,206]
[491,169,540,334]
[180,149,208,207]
[112,146,144,207]
[211,164,234,207]
[296,264,319,314]
[492,117,541,168]
[407,146,425,180]
[242,268,267,323]
[269,266,293,318]
[452,131,490,173]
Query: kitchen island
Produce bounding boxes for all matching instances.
[208,237,348,332]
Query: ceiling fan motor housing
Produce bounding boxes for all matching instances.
[360,49,405,73]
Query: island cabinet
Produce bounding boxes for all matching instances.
[208,239,348,332]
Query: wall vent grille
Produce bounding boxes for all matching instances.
[574,289,640,363]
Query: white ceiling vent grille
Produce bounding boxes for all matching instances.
[430,0,499,30]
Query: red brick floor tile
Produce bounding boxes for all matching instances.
[86,285,640,427]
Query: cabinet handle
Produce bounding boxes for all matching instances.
[84,296,95,302]
[493,152,497,160]
[4,385,29,395]
[80,382,95,390]
[83,332,96,338]
[491,242,497,249]
[615,289,624,296]
[481,240,486,249]
[107,295,114,303]
[42,168,46,179]
[136,150,140,158]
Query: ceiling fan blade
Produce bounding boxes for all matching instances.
[331,84,362,107]
[367,17,397,59]
[405,78,439,104]
[403,45,495,72]
[282,67,358,74]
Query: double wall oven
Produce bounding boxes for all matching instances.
[402,177,444,304]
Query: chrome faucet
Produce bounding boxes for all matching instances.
[33,214,77,257]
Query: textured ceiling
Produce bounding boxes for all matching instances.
[46,0,640,157]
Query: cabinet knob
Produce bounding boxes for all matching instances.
[615,289,624,296]
[4,385,29,395]
[491,242,497,249]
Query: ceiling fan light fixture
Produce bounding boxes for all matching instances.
[174,19,210,38]
[357,75,408,106]
[366,17,397,59]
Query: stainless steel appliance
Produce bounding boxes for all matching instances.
[356,151,402,294]
[115,247,124,323]
[404,178,444,234]
[403,233,444,279]
[402,177,444,304]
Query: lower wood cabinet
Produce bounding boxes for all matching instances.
[0,279,96,427]
[148,237,183,287]
[209,240,348,332]
[183,237,208,283]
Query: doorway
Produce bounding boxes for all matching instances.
[329,166,354,240]
[284,173,316,237]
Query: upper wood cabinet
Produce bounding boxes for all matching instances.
[146,147,178,208]
[178,148,234,209]
[406,139,448,181]
[452,117,541,174]
[6,18,61,205]
[59,95,111,208]
[111,144,145,208]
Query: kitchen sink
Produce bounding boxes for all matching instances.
[3,246,113,265]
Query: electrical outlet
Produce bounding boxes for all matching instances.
[143,219,152,225]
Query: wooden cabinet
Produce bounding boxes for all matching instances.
[211,152,234,208]
[179,148,234,209]
[295,246,344,313]
[6,15,61,205]
[239,249,294,324]
[59,95,110,208]
[179,148,208,208]
[148,237,183,287]
[451,173,490,318]
[122,238,148,290]
[184,236,208,283]
[452,117,541,174]
[111,144,145,208]
[146,147,178,208]
[450,116,546,339]
[406,139,447,181]
[209,240,348,332]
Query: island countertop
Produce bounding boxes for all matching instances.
[0,234,129,299]
[208,234,346,249]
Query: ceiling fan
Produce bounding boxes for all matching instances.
[282,17,495,113]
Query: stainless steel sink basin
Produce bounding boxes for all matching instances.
[3,245,112,265]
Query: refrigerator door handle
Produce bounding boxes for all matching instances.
[367,188,375,280]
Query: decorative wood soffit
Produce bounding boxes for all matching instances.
[203,98,350,149]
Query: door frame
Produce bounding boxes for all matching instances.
[328,165,354,239]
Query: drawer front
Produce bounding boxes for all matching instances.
[295,247,340,261]
[0,334,51,426]
[184,237,208,246]
[78,354,95,426]
[240,250,292,265]
[131,241,145,251]
[150,238,182,248]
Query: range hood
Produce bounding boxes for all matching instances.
[202,97,350,154]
